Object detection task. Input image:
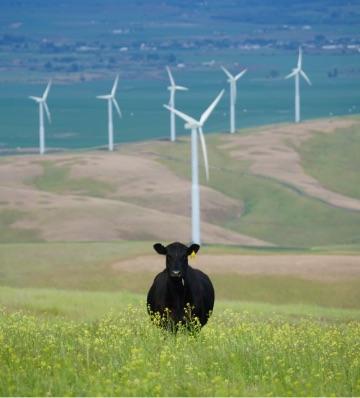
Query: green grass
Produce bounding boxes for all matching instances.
[28,160,115,198]
[0,241,150,291]
[299,123,360,200]
[153,133,360,247]
[0,209,42,243]
[0,303,359,396]
[1,240,359,396]
[213,274,360,309]
[1,285,360,323]
[1,242,359,309]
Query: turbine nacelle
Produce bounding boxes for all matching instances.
[184,122,200,130]
[96,95,112,100]
[28,96,43,103]
[168,85,188,91]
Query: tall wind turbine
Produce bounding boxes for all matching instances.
[285,47,312,123]
[29,80,52,155]
[97,75,122,151]
[166,66,188,142]
[221,66,247,133]
[164,90,224,244]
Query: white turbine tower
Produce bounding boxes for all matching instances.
[29,80,52,155]
[164,90,224,244]
[166,66,188,142]
[97,75,122,151]
[221,66,247,133]
[285,47,312,123]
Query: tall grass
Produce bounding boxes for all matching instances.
[0,306,359,396]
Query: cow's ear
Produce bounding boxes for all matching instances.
[187,244,200,256]
[153,243,167,255]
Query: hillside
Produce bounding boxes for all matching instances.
[0,116,359,248]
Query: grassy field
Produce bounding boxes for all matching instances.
[1,293,360,396]
[0,241,359,396]
[1,242,359,308]
[299,121,360,200]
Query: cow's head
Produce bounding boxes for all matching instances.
[153,241,200,279]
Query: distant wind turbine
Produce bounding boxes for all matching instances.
[166,66,188,142]
[221,66,247,133]
[97,75,122,151]
[164,90,224,244]
[29,80,52,155]
[285,47,312,123]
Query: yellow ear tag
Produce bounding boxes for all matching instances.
[190,251,196,259]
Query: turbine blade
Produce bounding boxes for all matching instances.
[42,80,52,100]
[221,66,233,80]
[285,70,297,79]
[297,47,302,69]
[96,95,111,99]
[111,75,119,96]
[235,68,247,81]
[198,127,209,181]
[300,70,312,85]
[43,102,51,124]
[199,90,224,126]
[166,66,175,86]
[112,98,122,118]
[175,85,188,91]
[29,96,42,102]
[163,105,198,126]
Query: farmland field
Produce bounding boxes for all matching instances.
[0,116,359,396]
[0,241,360,396]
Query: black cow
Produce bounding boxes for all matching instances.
[147,242,215,331]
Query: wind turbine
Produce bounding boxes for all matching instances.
[285,47,312,123]
[29,80,52,155]
[164,90,224,244]
[221,66,247,133]
[97,75,122,151]
[166,66,188,142]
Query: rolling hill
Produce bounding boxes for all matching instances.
[0,116,359,248]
